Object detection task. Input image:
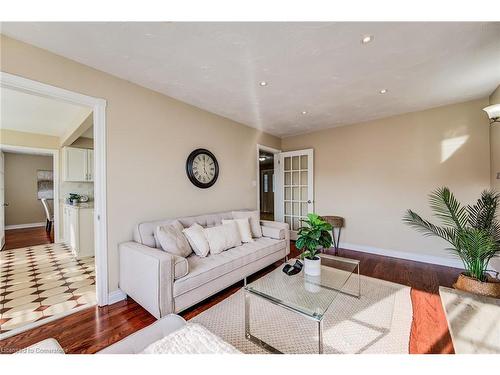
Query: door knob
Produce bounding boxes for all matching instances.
[3,203,8,207]
[307,200,312,204]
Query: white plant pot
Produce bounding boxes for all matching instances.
[304,257,321,276]
[304,274,321,293]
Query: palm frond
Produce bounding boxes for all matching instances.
[467,190,499,230]
[403,209,456,244]
[429,187,468,229]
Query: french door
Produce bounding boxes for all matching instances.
[276,149,314,239]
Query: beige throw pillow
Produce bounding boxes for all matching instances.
[222,218,254,243]
[183,223,210,258]
[204,222,242,255]
[232,211,262,238]
[155,223,192,258]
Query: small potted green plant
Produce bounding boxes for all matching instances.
[296,213,333,276]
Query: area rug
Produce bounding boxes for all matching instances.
[0,243,96,338]
[191,275,412,354]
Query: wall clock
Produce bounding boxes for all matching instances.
[186,148,219,189]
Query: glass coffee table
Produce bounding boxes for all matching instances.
[244,253,360,354]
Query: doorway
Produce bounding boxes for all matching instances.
[256,145,280,222]
[2,148,57,249]
[276,149,314,239]
[0,72,108,339]
[259,150,275,220]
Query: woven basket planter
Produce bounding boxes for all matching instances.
[453,273,500,299]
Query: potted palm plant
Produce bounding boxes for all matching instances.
[296,213,333,276]
[404,188,500,298]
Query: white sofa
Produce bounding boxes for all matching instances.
[118,210,290,319]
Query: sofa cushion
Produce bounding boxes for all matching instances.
[134,211,240,249]
[155,223,192,258]
[222,218,253,243]
[232,211,262,238]
[204,222,242,255]
[183,224,210,257]
[173,237,286,297]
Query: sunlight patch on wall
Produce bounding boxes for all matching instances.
[441,135,469,163]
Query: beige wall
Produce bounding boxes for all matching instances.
[489,85,500,272]
[0,35,280,294]
[489,85,500,191]
[4,152,53,226]
[282,98,491,264]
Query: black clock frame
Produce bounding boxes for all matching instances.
[186,148,219,189]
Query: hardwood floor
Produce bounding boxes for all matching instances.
[0,242,460,354]
[2,226,53,251]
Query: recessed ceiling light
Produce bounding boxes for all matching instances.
[361,35,374,44]
[259,81,268,87]
[301,111,307,115]
[379,89,388,94]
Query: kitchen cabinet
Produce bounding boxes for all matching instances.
[63,147,93,182]
[63,203,94,259]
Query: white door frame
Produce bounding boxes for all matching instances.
[256,144,281,218]
[0,144,60,242]
[0,72,109,306]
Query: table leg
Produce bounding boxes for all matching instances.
[318,319,323,354]
[245,290,250,339]
[357,263,360,297]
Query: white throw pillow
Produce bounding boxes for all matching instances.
[183,223,210,257]
[222,218,254,243]
[155,223,192,258]
[232,211,262,238]
[204,222,242,255]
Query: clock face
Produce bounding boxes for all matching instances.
[186,149,219,188]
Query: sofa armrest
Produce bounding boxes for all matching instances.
[260,220,290,256]
[118,241,175,319]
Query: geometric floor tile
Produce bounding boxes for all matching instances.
[0,243,96,335]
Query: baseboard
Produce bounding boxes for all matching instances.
[5,222,46,230]
[108,289,127,305]
[339,242,464,269]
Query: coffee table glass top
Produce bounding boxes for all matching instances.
[244,254,358,320]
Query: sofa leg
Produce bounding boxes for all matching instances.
[285,255,289,263]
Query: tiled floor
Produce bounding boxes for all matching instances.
[0,243,96,335]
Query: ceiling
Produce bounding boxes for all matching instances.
[2,22,499,137]
[1,87,92,137]
[81,126,93,138]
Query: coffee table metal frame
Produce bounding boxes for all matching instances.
[243,254,360,354]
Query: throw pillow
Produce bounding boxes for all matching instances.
[182,223,210,257]
[155,223,192,258]
[204,222,242,255]
[222,218,254,243]
[232,210,262,238]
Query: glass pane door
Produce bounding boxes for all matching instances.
[280,149,313,238]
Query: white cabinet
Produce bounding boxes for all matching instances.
[63,204,94,259]
[86,149,94,182]
[63,147,94,182]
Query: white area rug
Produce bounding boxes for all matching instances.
[191,275,412,354]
